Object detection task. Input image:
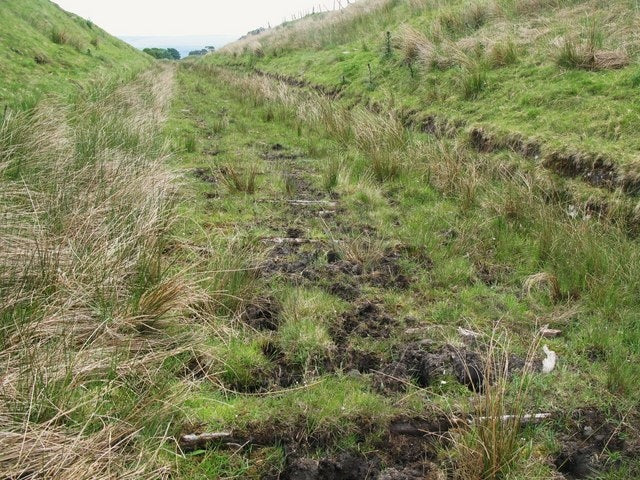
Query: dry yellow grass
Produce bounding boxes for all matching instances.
[0,65,208,478]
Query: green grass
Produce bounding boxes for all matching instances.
[209,0,640,170]
[166,59,640,477]
[4,0,640,478]
[0,0,151,109]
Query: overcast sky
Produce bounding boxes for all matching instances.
[54,0,342,37]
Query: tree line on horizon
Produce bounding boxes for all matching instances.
[142,46,217,61]
[143,47,181,60]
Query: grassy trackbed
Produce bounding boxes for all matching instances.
[3,0,640,478]
[164,60,640,478]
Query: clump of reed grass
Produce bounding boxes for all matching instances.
[183,133,197,152]
[556,21,629,71]
[447,332,541,479]
[322,157,343,192]
[221,165,259,193]
[460,63,488,99]
[352,108,406,181]
[488,39,519,67]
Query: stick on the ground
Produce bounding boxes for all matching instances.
[471,413,552,424]
[260,199,338,207]
[261,237,315,244]
[179,432,236,450]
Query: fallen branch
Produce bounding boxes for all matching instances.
[471,413,552,424]
[261,237,316,244]
[260,199,338,207]
[540,324,562,338]
[179,432,238,451]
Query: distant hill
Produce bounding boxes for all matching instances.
[0,0,151,109]
[120,35,238,59]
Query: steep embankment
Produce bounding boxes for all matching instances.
[209,0,640,193]
[0,0,151,108]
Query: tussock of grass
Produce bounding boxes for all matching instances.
[221,164,259,194]
[0,65,205,477]
[447,333,540,479]
[352,108,406,181]
[555,20,630,71]
[398,24,433,66]
[488,39,519,67]
[459,64,488,99]
[50,27,69,45]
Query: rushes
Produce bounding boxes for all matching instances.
[352,108,406,181]
[221,165,258,194]
[449,333,540,479]
[460,63,488,99]
[488,39,519,67]
[0,65,198,477]
[556,20,629,71]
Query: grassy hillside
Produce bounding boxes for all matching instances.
[209,0,640,191]
[0,0,151,108]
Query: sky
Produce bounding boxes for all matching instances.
[53,0,344,37]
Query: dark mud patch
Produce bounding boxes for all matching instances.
[374,343,524,393]
[554,408,639,479]
[261,341,305,388]
[260,241,415,292]
[277,416,447,480]
[192,167,217,184]
[544,152,620,191]
[262,151,305,161]
[259,239,323,281]
[366,248,414,290]
[242,297,281,331]
[281,453,377,480]
[203,148,223,157]
[324,246,419,291]
[332,301,397,343]
[287,227,305,238]
[180,354,212,380]
[339,347,382,374]
[468,127,541,159]
[261,143,304,161]
[328,280,361,301]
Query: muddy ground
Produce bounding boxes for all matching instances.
[184,136,639,479]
